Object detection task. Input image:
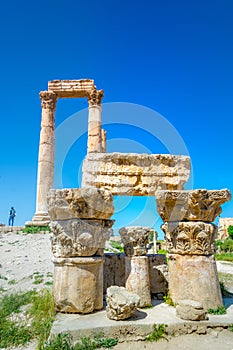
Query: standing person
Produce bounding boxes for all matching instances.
[8,207,16,226]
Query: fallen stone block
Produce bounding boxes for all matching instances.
[106,286,140,320]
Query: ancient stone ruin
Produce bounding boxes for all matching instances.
[32,79,231,319]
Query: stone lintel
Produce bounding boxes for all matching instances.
[82,153,191,196]
[48,79,95,98]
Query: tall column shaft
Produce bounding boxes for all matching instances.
[87,88,104,153]
[88,105,103,152]
[32,91,57,224]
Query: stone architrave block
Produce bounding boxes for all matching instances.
[176,300,207,321]
[53,257,103,313]
[82,153,191,196]
[47,188,114,221]
[48,79,95,98]
[50,219,114,257]
[156,189,231,222]
[119,226,151,256]
[106,286,140,320]
[161,221,217,255]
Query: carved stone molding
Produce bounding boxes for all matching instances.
[40,91,57,110]
[119,226,151,256]
[50,219,114,257]
[47,188,114,221]
[161,221,217,255]
[156,189,231,222]
[87,88,104,107]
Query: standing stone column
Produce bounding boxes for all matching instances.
[32,91,57,224]
[47,188,114,313]
[156,189,231,311]
[87,88,104,153]
[119,226,152,307]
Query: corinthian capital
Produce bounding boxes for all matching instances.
[87,88,104,107]
[40,91,57,110]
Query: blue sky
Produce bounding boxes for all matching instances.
[0,0,232,237]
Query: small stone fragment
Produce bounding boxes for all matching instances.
[176,299,208,321]
[106,286,140,320]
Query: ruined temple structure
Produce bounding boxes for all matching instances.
[31,79,231,316]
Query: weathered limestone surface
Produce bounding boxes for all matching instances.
[47,188,114,220]
[125,256,151,307]
[50,219,114,257]
[103,254,168,295]
[148,254,168,294]
[106,286,140,320]
[119,226,151,256]
[48,79,95,98]
[32,91,57,224]
[161,221,217,255]
[82,153,191,195]
[176,300,207,321]
[156,189,231,222]
[168,254,223,310]
[53,257,103,313]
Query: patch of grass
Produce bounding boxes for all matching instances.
[207,306,227,315]
[43,333,118,350]
[46,272,53,278]
[145,324,167,342]
[44,281,53,286]
[8,279,17,285]
[0,289,55,349]
[142,304,153,309]
[109,240,124,253]
[163,292,176,307]
[215,253,233,262]
[33,273,44,285]
[229,324,233,332]
[28,289,55,349]
[22,225,51,234]
[0,274,8,280]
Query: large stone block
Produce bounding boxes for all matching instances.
[156,189,231,222]
[50,219,114,257]
[53,257,103,313]
[168,254,223,310]
[161,221,217,255]
[82,153,191,196]
[47,188,114,220]
[48,79,95,98]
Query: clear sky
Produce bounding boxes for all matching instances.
[0,0,232,237]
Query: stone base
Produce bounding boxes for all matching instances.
[125,256,151,307]
[30,211,50,225]
[168,254,223,311]
[53,257,103,314]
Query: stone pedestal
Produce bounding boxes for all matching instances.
[125,256,151,307]
[53,257,103,313]
[32,91,57,224]
[168,254,222,310]
[156,189,231,312]
[48,188,114,314]
[119,226,151,307]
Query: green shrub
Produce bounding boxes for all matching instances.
[227,225,233,239]
[109,240,124,253]
[219,238,233,253]
[163,292,176,307]
[215,253,233,262]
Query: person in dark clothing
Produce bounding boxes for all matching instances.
[8,207,16,226]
